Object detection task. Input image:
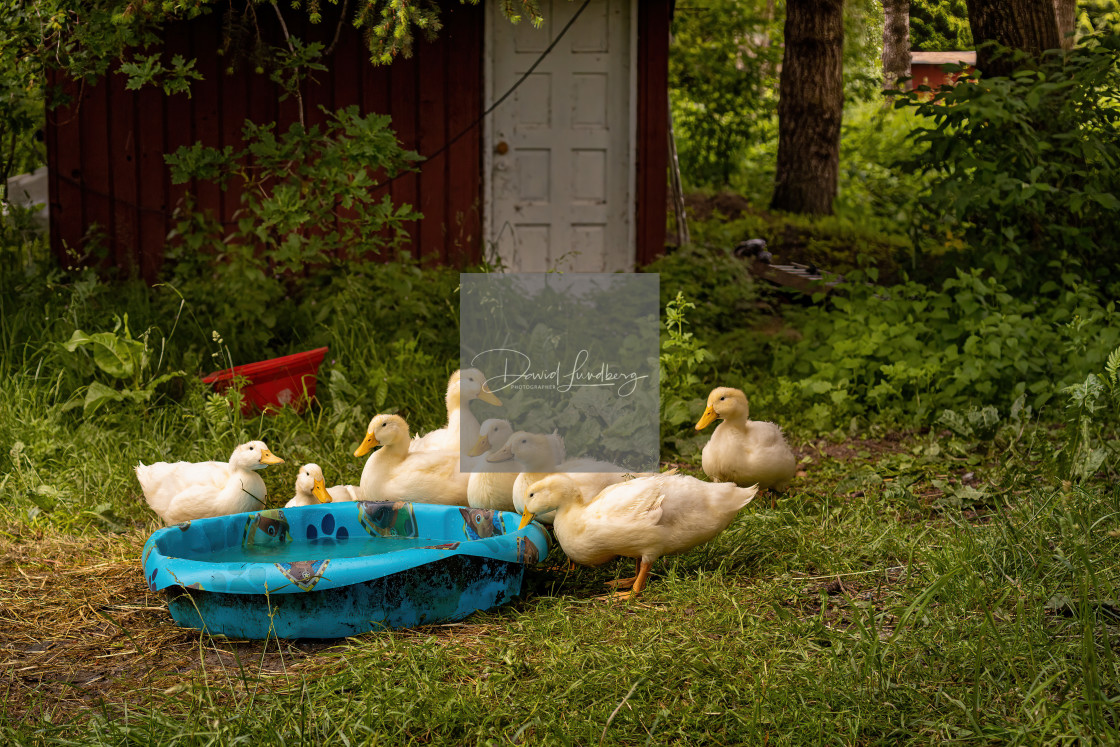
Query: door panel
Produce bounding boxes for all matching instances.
[487,0,633,272]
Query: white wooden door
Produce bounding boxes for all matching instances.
[486,0,635,272]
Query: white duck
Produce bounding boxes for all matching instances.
[136,441,284,525]
[486,431,643,524]
[466,418,518,511]
[284,463,332,508]
[411,368,502,455]
[695,387,796,506]
[520,473,758,599]
[353,414,469,506]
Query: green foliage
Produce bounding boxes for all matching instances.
[1078,0,1120,35]
[163,106,421,356]
[659,293,714,457]
[753,269,1119,432]
[842,0,886,102]
[1058,343,1120,481]
[893,35,1120,293]
[56,313,185,415]
[670,0,783,187]
[118,53,203,95]
[645,243,763,334]
[910,0,973,52]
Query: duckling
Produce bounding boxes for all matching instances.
[411,368,502,454]
[136,441,284,525]
[696,387,796,506]
[354,414,469,506]
[520,473,758,599]
[284,463,332,508]
[487,431,644,524]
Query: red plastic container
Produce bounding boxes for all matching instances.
[201,347,329,415]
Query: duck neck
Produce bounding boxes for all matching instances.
[359,440,407,487]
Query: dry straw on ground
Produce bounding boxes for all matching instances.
[0,524,336,724]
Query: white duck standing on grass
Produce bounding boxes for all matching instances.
[487,431,645,524]
[353,414,469,506]
[411,368,502,455]
[695,386,797,507]
[284,463,332,508]
[136,441,285,525]
[520,473,758,600]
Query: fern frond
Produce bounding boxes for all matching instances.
[1105,345,1120,389]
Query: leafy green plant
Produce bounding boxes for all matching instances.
[669,0,782,187]
[163,106,420,357]
[1058,344,1120,481]
[754,269,1119,432]
[893,34,1120,293]
[659,292,715,458]
[56,313,184,414]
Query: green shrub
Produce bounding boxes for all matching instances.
[163,106,421,358]
[750,269,1119,432]
[893,35,1120,294]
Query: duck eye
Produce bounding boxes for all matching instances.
[719,397,725,401]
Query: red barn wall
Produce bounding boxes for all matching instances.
[46,4,484,282]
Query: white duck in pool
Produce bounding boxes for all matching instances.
[284,463,332,508]
[411,368,502,455]
[520,472,758,599]
[487,431,642,524]
[354,414,469,506]
[695,386,796,504]
[136,441,284,525]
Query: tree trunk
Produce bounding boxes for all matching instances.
[965,0,1061,78]
[1053,0,1076,50]
[770,0,844,216]
[882,0,911,90]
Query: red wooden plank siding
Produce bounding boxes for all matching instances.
[443,6,483,265]
[417,27,448,264]
[331,13,363,248]
[220,61,249,228]
[163,24,194,257]
[389,53,421,260]
[79,78,113,273]
[108,71,140,274]
[137,83,167,282]
[635,0,671,266]
[191,17,223,225]
[47,73,84,265]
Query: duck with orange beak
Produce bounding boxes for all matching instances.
[695,387,796,507]
[285,464,333,508]
[136,441,285,525]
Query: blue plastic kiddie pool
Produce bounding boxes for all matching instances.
[141,501,550,639]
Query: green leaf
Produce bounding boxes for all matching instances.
[83,381,125,416]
